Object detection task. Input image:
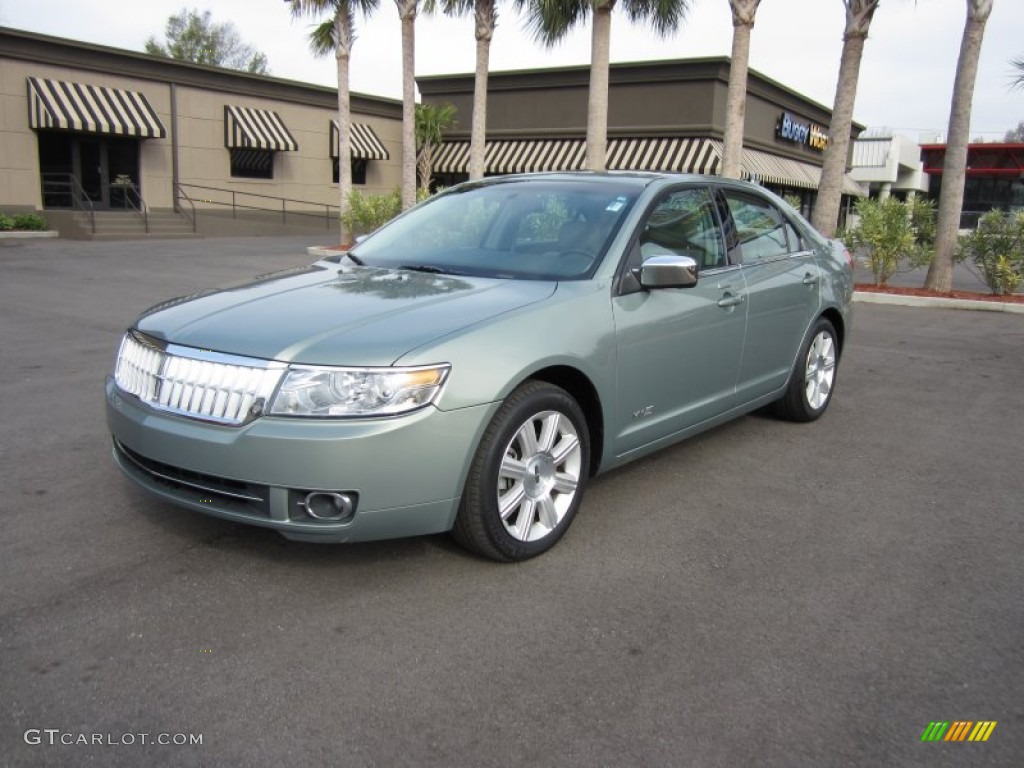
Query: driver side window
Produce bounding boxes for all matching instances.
[638,187,725,269]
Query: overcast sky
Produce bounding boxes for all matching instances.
[1,0,1021,141]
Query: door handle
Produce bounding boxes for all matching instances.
[717,293,745,308]
[802,273,820,286]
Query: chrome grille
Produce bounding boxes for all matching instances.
[115,332,285,425]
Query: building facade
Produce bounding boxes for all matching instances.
[0,27,402,223]
[418,59,865,218]
[850,129,928,200]
[920,142,1024,228]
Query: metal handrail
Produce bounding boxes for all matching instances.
[176,182,337,229]
[174,184,197,233]
[41,173,96,233]
[114,179,149,234]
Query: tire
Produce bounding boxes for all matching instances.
[773,317,839,422]
[452,381,590,562]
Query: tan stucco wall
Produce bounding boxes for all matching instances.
[0,56,401,212]
[174,87,401,211]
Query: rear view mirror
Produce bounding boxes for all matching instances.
[637,255,698,289]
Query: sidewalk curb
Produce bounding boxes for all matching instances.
[0,230,59,239]
[853,291,1024,314]
[307,245,342,258]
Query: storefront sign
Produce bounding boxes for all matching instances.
[777,112,829,151]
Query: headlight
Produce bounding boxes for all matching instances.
[268,364,450,417]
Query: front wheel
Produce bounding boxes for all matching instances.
[453,381,590,562]
[773,317,839,422]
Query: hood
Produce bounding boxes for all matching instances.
[135,264,556,366]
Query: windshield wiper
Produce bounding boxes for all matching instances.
[398,264,461,276]
[345,252,365,265]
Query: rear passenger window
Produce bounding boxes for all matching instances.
[722,193,790,263]
[638,187,725,269]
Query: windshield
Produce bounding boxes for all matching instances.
[349,179,641,280]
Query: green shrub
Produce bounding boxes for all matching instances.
[958,210,1024,295]
[843,196,934,285]
[0,214,14,231]
[12,213,47,231]
[340,189,402,240]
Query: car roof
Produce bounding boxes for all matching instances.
[461,171,772,195]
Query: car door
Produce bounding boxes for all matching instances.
[611,185,747,458]
[718,189,821,399]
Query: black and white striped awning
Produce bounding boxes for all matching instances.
[434,136,862,195]
[330,121,389,160]
[433,137,720,175]
[26,77,166,138]
[224,106,297,151]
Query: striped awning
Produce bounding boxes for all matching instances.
[433,136,863,196]
[26,77,165,138]
[224,105,297,151]
[330,121,389,160]
[434,137,720,176]
[720,142,865,196]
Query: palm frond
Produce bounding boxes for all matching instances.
[308,18,342,56]
[1012,56,1024,90]
[516,0,590,46]
[624,0,692,37]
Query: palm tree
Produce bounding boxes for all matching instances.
[396,0,419,209]
[519,0,691,172]
[415,102,458,194]
[1013,56,1024,89]
[811,0,880,238]
[426,0,498,180]
[721,0,762,179]
[924,0,995,292]
[288,0,379,245]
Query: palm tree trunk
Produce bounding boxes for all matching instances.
[399,0,417,209]
[721,6,756,179]
[812,35,865,237]
[924,0,993,292]
[813,1,878,237]
[335,15,353,246]
[469,0,494,181]
[586,1,612,172]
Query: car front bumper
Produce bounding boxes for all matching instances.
[106,377,496,543]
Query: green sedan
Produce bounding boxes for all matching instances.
[106,172,853,561]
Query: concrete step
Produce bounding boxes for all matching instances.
[73,211,198,240]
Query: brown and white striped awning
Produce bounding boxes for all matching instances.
[329,121,390,160]
[224,106,297,151]
[720,142,864,196]
[433,137,721,175]
[26,77,166,138]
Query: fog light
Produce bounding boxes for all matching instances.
[303,492,355,521]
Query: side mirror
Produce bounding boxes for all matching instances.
[637,254,699,289]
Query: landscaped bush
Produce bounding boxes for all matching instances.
[958,210,1024,295]
[842,196,935,285]
[340,189,402,240]
[12,213,47,231]
[0,214,14,231]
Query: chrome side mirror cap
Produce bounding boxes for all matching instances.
[638,254,699,289]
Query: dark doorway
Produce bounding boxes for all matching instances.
[38,132,141,210]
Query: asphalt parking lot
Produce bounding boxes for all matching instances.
[1,236,1021,767]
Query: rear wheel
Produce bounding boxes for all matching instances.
[453,381,590,562]
[773,317,839,422]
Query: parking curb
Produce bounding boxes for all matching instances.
[853,291,1024,314]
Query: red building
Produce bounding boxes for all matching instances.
[920,143,1024,227]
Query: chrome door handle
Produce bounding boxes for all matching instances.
[717,293,745,308]
[802,273,820,286]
